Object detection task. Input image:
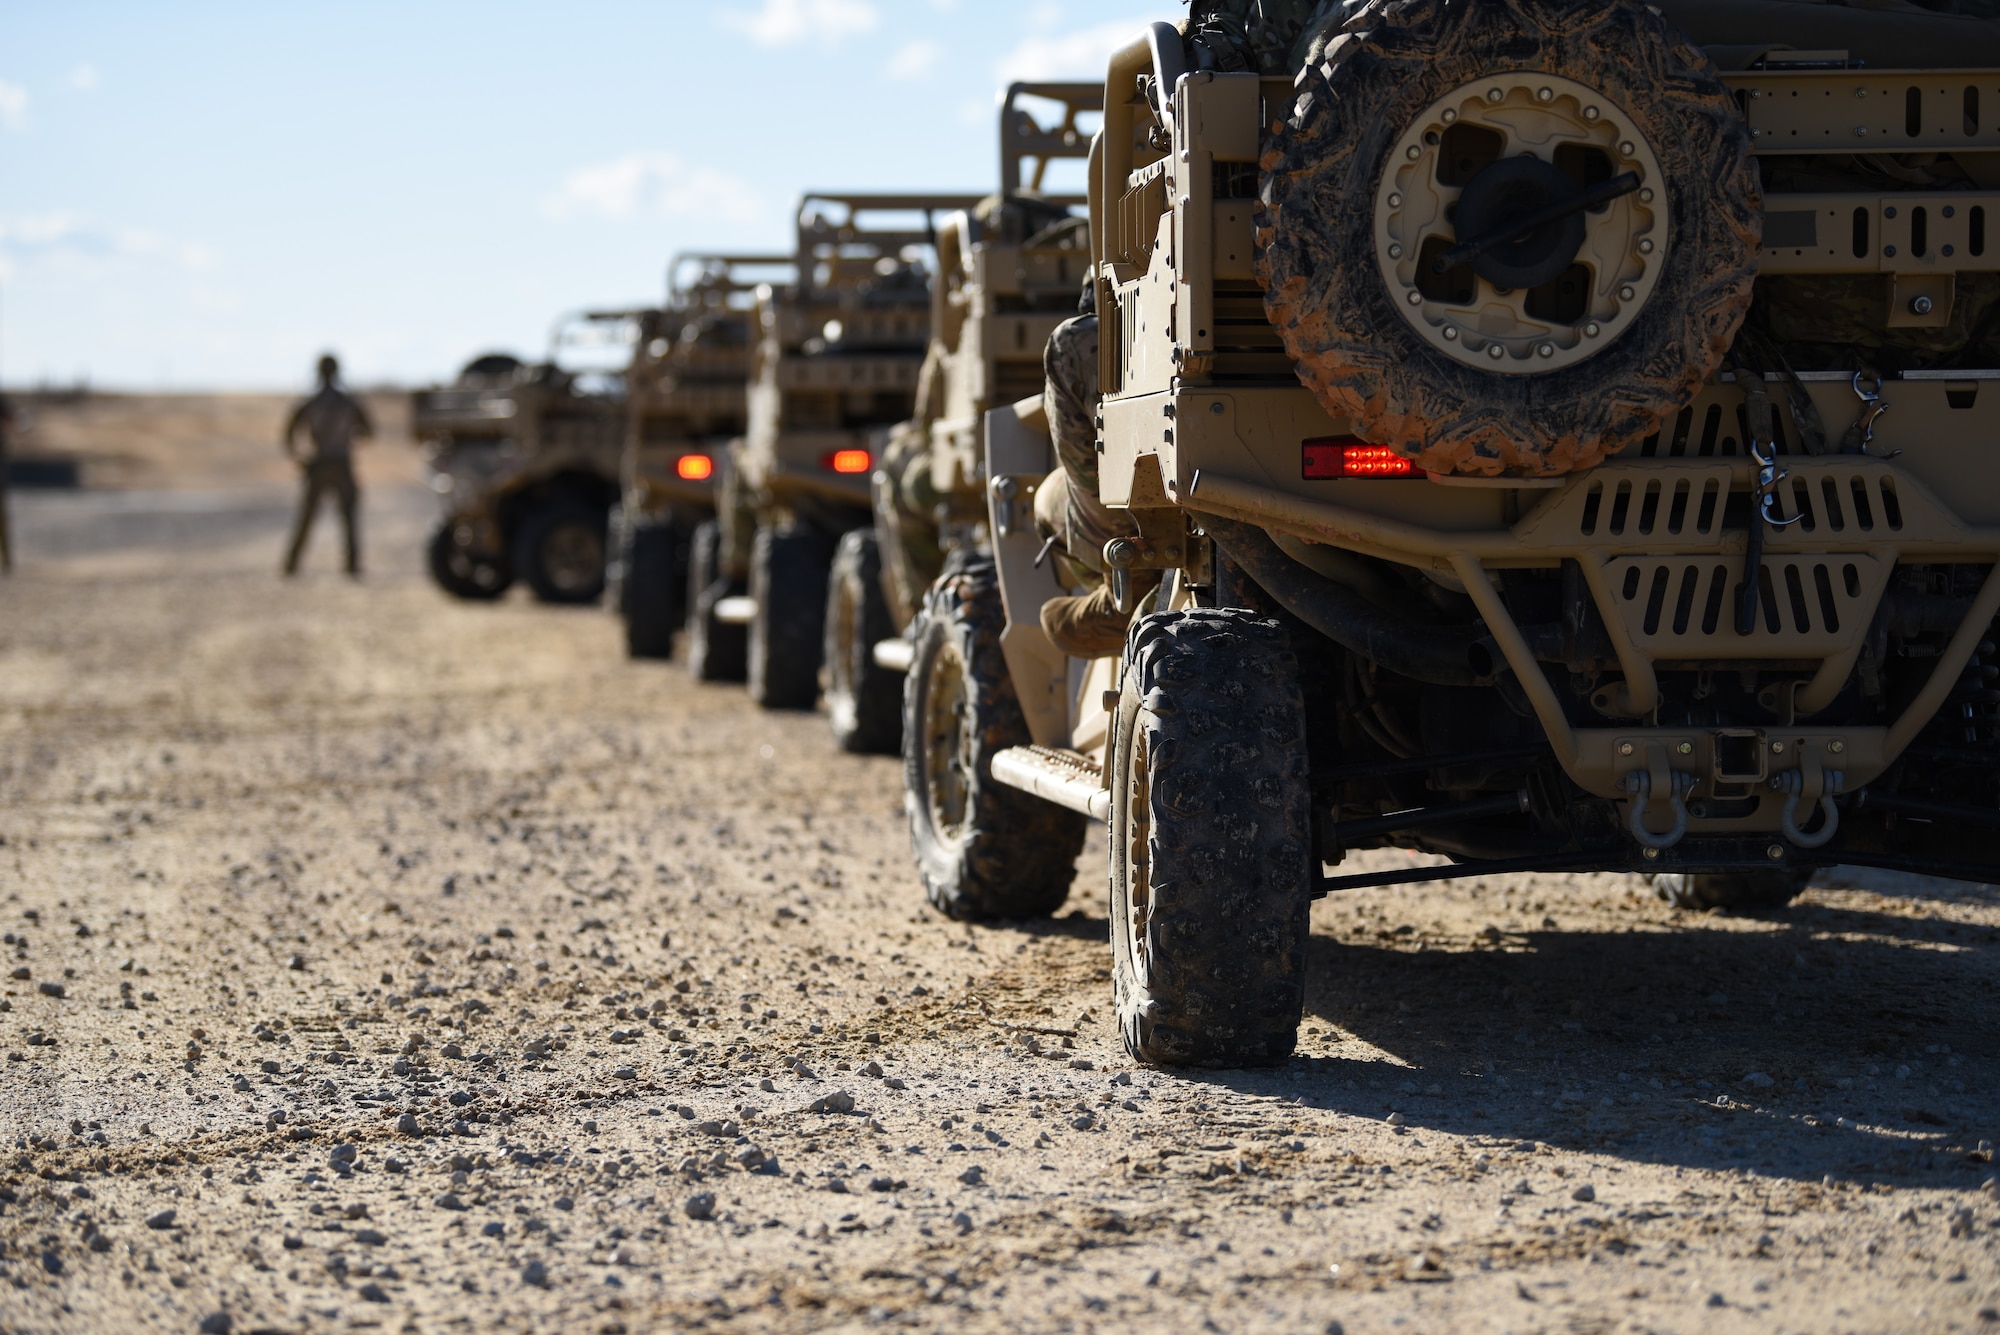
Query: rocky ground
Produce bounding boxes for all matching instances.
[0,398,1996,1334]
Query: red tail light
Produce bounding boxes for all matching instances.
[675,454,714,481]
[824,448,872,475]
[1302,437,1422,479]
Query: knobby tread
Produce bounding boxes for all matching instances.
[686,519,747,683]
[1258,0,1759,476]
[426,521,511,601]
[824,528,904,755]
[620,515,686,660]
[1112,608,1313,1067]
[512,500,608,605]
[748,524,835,711]
[903,554,1086,921]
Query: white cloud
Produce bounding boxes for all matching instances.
[0,212,217,271]
[887,38,942,82]
[0,79,28,130]
[544,152,762,225]
[69,64,100,92]
[720,0,879,47]
[994,17,1154,84]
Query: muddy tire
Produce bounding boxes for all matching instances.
[513,500,608,605]
[620,514,686,660]
[686,519,747,683]
[824,528,903,755]
[426,520,512,601]
[1258,0,1758,476]
[1111,609,1313,1067]
[1652,869,1811,913]
[904,554,1086,920]
[748,524,834,711]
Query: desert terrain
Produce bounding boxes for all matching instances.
[0,395,1995,1334]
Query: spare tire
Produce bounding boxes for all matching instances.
[1258,0,1759,476]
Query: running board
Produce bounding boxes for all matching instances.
[713,596,758,625]
[871,639,914,672]
[990,745,1110,821]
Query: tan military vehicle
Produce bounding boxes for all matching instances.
[904,1,2000,1066]
[707,193,982,707]
[612,254,792,659]
[417,315,633,603]
[821,83,1102,754]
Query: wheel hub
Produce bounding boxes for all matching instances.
[1374,73,1667,374]
[1452,155,1588,289]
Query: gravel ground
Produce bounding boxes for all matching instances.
[0,430,1997,1332]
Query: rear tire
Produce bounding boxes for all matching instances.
[686,519,747,683]
[621,514,687,660]
[513,500,608,605]
[903,554,1086,920]
[748,523,835,711]
[426,520,512,600]
[824,528,904,754]
[1111,608,1314,1067]
[1652,869,1811,913]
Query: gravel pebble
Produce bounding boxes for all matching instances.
[521,1259,549,1288]
[684,1191,717,1221]
[144,1209,176,1230]
[395,1113,423,1136]
[1572,1184,1596,1203]
[198,1315,232,1335]
[37,981,64,998]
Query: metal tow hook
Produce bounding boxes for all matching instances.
[1847,371,1898,458]
[1773,768,1844,847]
[1621,768,1697,849]
[1735,434,1803,635]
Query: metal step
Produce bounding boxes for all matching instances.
[870,639,914,672]
[713,596,758,625]
[989,745,1110,821]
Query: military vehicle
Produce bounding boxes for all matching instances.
[612,254,792,659]
[417,313,635,604]
[903,0,2000,1067]
[709,192,983,707]
[822,83,1102,754]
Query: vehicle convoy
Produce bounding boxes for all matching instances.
[824,82,1103,754]
[704,192,983,706]
[902,0,2000,1067]
[416,315,635,604]
[612,254,793,660]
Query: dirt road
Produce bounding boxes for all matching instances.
[1,402,1996,1334]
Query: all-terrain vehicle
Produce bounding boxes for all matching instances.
[903,1,2000,1067]
[416,315,634,603]
[699,192,982,706]
[820,83,1103,754]
[611,254,793,659]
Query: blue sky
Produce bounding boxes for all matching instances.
[0,1,1154,390]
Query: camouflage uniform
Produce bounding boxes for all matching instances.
[1033,313,1140,576]
[871,417,944,626]
[283,380,372,576]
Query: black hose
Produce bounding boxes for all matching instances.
[1197,514,1500,687]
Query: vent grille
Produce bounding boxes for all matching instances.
[1606,554,1889,656]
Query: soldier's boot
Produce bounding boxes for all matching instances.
[1038,570,1160,660]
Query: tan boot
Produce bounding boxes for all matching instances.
[1038,570,1161,659]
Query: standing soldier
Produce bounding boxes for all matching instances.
[282,354,372,577]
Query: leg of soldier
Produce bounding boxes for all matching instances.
[282,466,326,576]
[1033,314,1152,657]
[335,461,360,575]
[1030,465,1160,658]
